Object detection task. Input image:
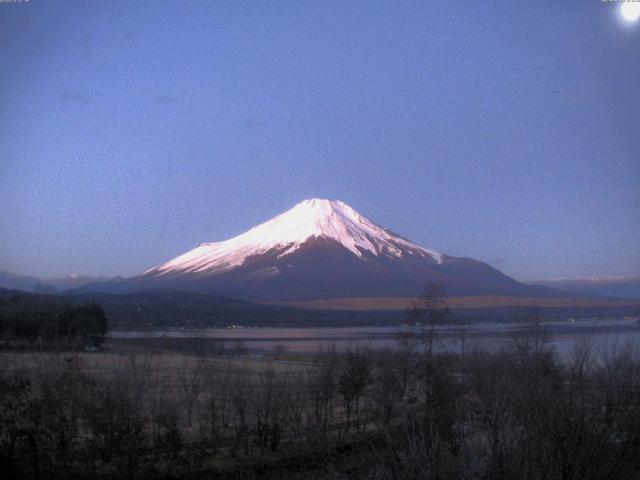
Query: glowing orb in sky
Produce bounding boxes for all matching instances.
[620,1,640,23]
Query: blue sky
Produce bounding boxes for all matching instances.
[1,0,638,281]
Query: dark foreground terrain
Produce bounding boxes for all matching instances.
[3,323,640,479]
[2,289,640,479]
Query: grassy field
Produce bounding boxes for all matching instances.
[271,295,640,310]
[0,346,313,388]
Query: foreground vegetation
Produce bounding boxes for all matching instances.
[2,325,640,479]
[2,287,640,479]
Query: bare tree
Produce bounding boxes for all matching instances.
[309,346,339,438]
[400,283,451,360]
[372,352,403,426]
[338,348,372,432]
[229,368,251,456]
[179,358,205,428]
[200,361,235,449]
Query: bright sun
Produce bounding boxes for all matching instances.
[621,1,640,23]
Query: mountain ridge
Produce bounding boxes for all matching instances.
[78,198,559,301]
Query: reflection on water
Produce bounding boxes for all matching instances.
[110,317,640,360]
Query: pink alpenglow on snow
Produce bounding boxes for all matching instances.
[145,199,444,277]
[81,199,554,301]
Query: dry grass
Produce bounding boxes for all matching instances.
[269,295,640,311]
[0,349,313,383]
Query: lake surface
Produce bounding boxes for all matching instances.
[110,317,640,360]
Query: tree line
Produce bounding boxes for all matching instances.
[0,294,108,348]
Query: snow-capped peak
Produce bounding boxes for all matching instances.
[145,198,443,277]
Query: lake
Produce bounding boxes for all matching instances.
[110,316,640,361]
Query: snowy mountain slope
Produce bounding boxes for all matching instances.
[144,199,443,278]
[81,198,555,301]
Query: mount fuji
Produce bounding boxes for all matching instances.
[83,199,551,302]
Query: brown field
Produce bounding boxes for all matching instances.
[0,349,312,380]
[270,295,640,311]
